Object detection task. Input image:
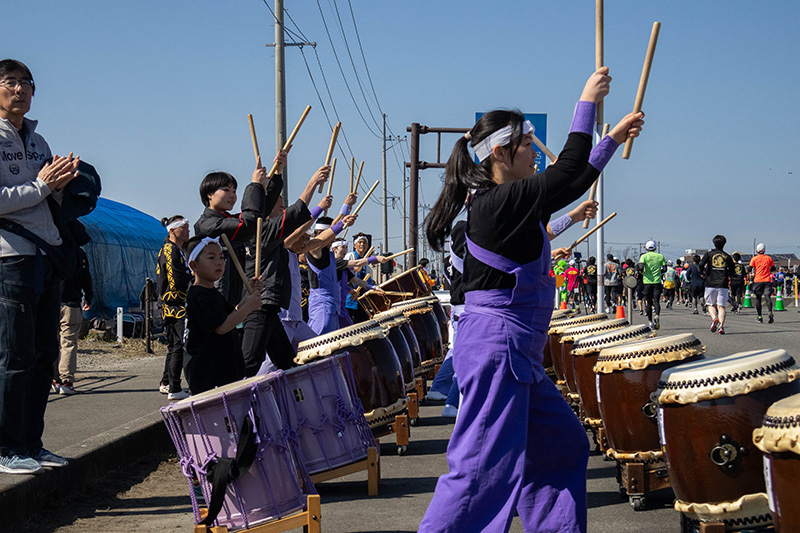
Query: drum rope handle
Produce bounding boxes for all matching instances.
[161,410,205,521]
[709,433,746,471]
[189,402,217,460]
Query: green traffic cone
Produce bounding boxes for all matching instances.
[775,286,786,311]
[743,284,753,308]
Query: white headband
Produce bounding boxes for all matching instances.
[314,223,331,231]
[473,120,535,162]
[332,240,348,248]
[188,236,221,266]
[354,235,368,244]
[166,218,188,231]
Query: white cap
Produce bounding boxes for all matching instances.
[757,243,766,253]
[645,240,656,251]
[569,259,576,265]
[667,259,673,266]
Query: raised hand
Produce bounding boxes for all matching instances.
[580,67,612,104]
[609,111,645,144]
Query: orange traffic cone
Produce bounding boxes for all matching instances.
[560,300,568,310]
[615,305,626,319]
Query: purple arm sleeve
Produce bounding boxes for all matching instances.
[367,256,378,264]
[569,101,597,136]
[549,213,574,237]
[309,205,323,219]
[588,135,620,172]
[340,204,351,215]
[331,220,345,234]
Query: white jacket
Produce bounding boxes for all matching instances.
[0,116,60,256]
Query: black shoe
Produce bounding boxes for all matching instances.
[757,316,763,323]
[769,315,774,324]
[692,310,699,315]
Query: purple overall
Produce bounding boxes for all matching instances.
[307,251,341,335]
[419,222,589,533]
[338,269,354,328]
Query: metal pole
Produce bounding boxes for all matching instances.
[409,123,420,267]
[382,114,388,264]
[402,168,408,271]
[145,279,152,354]
[275,0,288,199]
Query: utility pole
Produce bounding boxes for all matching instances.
[382,114,388,262]
[274,0,288,200]
[267,1,315,200]
[402,168,408,271]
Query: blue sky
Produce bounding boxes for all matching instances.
[5,1,799,262]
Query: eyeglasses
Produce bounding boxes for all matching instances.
[0,78,34,90]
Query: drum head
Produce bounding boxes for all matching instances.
[548,313,608,335]
[296,320,386,364]
[571,324,655,355]
[658,349,800,405]
[167,375,269,410]
[594,333,704,374]
[560,318,629,343]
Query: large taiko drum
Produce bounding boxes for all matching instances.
[372,308,415,391]
[358,266,431,317]
[658,350,800,530]
[596,333,705,462]
[296,320,406,431]
[544,309,575,367]
[571,324,655,425]
[161,375,307,530]
[278,354,375,475]
[547,313,608,385]
[393,297,449,349]
[753,392,800,532]
[558,318,629,397]
[391,299,443,375]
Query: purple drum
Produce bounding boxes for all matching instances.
[279,354,375,475]
[161,375,307,530]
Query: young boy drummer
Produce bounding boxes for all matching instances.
[183,236,263,395]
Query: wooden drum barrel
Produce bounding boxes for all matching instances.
[547,313,608,386]
[296,320,406,431]
[658,350,800,531]
[558,318,629,398]
[753,392,800,532]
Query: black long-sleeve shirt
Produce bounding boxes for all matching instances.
[194,177,280,305]
[61,248,93,306]
[464,132,598,292]
[448,221,466,306]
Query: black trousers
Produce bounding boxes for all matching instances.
[241,305,295,376]
[643,283,663,321]
[161,317,185,393]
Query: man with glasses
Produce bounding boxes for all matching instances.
[0,59,79,474]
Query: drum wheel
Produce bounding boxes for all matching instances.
[397,445,407,456]
[409,417,418,427]
[617,484,627,499]
[629,495,646,511]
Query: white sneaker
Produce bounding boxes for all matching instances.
[0,454,43,474]
[426,391,447,401]
[51,380,60,394]
[168,390,190,401]
[441,405,458,418]
[159,384,170,394]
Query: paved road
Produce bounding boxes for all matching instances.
[11,303,800,532]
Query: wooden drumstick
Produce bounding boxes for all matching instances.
[568,212,617,251]
[623,21,661,159]
[220,234,254,295]
[255,218,263,278]
[379,264,424,288]
[365,290,413,297]
[247,114,261,163]
[582,122,611,229]
[365,245,374,258]
[596,0,604,126]
[532,133,557,162]
[353,161,365,193]
[385,248,414,261]
[319,122,341,192]
[323,158,337,216]
[266,105,311,178]
[349,157,355,193]
[347,180,380,222]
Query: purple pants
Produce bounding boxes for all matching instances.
[419,311,589,533]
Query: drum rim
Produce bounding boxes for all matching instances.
[594,334,704,374]
[571,325,654,354]
[559,318,629,342]
[754,394,800,454]
[674,493,772,527]
[165,374,270,409]
[548,313,609,334]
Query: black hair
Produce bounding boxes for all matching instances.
[199,172,237,207]
[693,254,701,263]
[589,256,596,265]
[712,234,726,250]
[606,253,614,261]
[424,110,526,252]
[733,252,741,262]
[0,59,35,95]
[161,215,185,227]
[419,258,429,267]
[317,216,333,226]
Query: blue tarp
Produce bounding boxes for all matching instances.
[80,197,167,318]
